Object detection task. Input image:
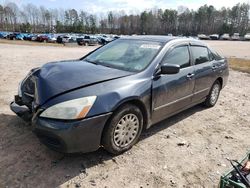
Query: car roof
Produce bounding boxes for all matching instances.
[121,35,176,43]
[120,35,207,46]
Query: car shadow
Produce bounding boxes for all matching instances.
[141,104,206,140]
[0,104,207,187]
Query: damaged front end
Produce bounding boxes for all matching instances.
[10,68,40,121]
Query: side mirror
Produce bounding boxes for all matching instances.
[160,64,180,74]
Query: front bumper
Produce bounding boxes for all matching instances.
[10,101,112,153]
[10,101,32,121]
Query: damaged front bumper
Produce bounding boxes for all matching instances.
[10,100,32,121]
[10,100,112,153]
[10,68,113,153]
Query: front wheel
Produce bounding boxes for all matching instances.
[102,104,143,155]
[204,80,221,107]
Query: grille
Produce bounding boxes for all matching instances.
[21,74,36,109]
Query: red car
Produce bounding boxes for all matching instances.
[36,35,49,42]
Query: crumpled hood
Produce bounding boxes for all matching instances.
[33,60,133,105]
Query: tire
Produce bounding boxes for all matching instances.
[204,80,221,107]
[102,104,143,155]
[77,42,83,46]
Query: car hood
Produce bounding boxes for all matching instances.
[33,60,133,105]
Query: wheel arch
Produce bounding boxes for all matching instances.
[100,98,149,144]
[114,98,149,128]
[216,77,223,88]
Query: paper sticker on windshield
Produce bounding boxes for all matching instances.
[140,44,161,49]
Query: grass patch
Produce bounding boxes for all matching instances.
[228,58,250,74]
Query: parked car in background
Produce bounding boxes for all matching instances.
[244,33,250,41]
[15,33,25,40]
[221,33,230,40]
[31,34,38,41]
[47,34,57,43]
[7,32,20,40]
[36,34,49,42]
[187,36,199,40]
[0,32,9,38]
[62,35,77,43]
[209,34,219,40]
[96,36,113,45]
[23,34,33,41]
[56,35,63,43]
[231,33,240,40]
[10,36,229,154]
[198,34,209,40]
[77,35,98,46]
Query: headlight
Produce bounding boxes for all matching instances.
[40,96,96,120]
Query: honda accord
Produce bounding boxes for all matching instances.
[10,36,229,154]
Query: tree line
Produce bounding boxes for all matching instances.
[0,2,249,35]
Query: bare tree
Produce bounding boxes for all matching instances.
[0,2,249,35]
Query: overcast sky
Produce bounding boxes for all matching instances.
[1,0,250,13]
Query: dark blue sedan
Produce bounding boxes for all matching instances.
[10,36,229,154]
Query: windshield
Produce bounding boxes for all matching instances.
[84,39,163,72]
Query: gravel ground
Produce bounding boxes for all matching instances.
[0,42,249,188]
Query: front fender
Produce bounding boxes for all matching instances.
[40,76,152,120]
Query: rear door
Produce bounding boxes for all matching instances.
[152,45,195,123]
[190,45,216,102]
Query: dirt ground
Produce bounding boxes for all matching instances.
[0,41,249,188]
[206,40,250,60]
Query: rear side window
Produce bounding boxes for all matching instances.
[209,48,223,60]
[162,46,190,68]
[191,46,210,65]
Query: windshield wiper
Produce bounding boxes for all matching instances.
[86,59,113,68]
[84,59,120,70]
[97,62,112,68]
[84,59,99,65]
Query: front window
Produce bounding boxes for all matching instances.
[162,46,190,68]
[84,39,163,72]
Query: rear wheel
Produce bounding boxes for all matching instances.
[102,104,143,155]
[204,80,221,107]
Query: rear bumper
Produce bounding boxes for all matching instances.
[10,101,112,153]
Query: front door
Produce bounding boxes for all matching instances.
[152,45,195,124]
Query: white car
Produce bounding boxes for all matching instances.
[221,34,230,40]
[209,34,219,40]
[198,34,209,40]
[62,35,77,43]
[231,33,240,40]
[244,33,250,41]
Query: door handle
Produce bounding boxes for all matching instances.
[186,73,195,79]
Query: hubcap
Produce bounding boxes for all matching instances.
[210,84,220,104]
[113,114,139,147]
